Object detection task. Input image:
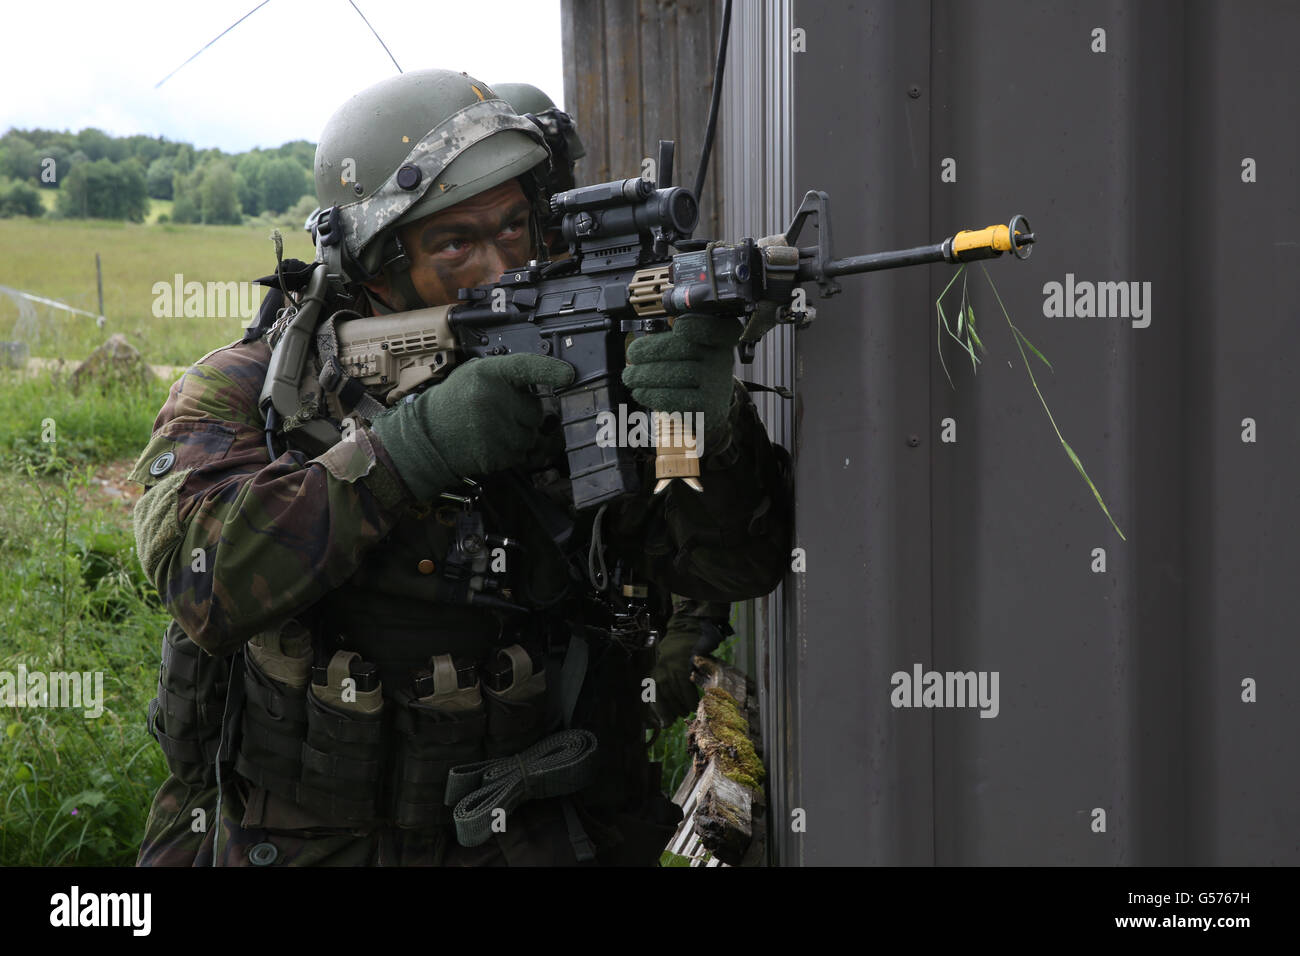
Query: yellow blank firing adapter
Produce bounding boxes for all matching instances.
[948,214,1035,262]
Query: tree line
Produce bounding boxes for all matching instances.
[0,127,317,224]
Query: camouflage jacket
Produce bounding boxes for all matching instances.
[128,335,793,659]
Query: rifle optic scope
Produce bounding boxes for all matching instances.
[553,179,698,247]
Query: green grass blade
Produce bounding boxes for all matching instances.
[957,269,970,339]
[1011,325,1054,371]
[935,298,956,390]
[966,304,989,355]
[938,308,981,373]
[934,266,965,390]
[940,313,979,359]
[980,263,1126,541]
[959,293,979,374]
[963,327,979,374]
[1060,438,1128,541]
[938,264,965,301]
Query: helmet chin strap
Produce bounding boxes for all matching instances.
[376,231,429,311]
[529,213,547,262]
[385,264,428,311]
[520,172,552,263]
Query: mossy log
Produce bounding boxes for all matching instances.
[673,656,766,866]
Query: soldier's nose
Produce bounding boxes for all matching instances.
[460,239,521,292]
[481,245,510,281]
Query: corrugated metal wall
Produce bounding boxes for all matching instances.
[718,0,797,866]
[568,0,1299,865]
[725,0,1299,865]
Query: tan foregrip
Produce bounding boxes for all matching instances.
[652,410,703,494]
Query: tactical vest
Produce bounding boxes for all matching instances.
[148,375,669,839]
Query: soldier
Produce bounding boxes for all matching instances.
[131,68,791,866]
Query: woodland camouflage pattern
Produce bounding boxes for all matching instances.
[129,337,410,658]
[129,334,792,866]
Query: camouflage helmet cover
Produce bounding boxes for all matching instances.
[314,69,551,279]
[493,81,587,162]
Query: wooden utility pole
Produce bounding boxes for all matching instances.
[95,253,104,323]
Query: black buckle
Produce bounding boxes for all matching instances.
[315,206,342,247]
[379,233,411,275]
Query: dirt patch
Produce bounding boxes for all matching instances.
[24,356,185,383]
[73,457,140,531]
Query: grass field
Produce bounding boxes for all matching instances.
[0,355,710,864]
[145,198,173,225]
[0,367,173,865]
[0,215,295,862]
[0,216,711,865]
[0,217,315,367]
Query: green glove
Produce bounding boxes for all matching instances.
[647,604,733,727]
[622,315,741,449]
[370,353,574,503]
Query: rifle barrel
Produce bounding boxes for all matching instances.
[795,242,949,282]
[795,218,1035,283]
[814,242,950,278]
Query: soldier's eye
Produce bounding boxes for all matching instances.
[499,220,526,239]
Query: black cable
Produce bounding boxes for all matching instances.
[155,0,273,88]
[264,406,281,460]
[691,0,734,207]
[347,0,403,73]
[156,0,403,88]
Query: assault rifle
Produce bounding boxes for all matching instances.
[259,0,1035,513]
[280,139,1033,511]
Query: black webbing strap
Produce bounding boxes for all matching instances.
[740,379,793,399]
[212,650,248,866]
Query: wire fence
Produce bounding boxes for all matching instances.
[0,284,103,359]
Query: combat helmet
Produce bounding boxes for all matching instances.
[493,82,586,195]
[312,69,552,302]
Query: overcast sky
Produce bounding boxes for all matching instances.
[0,0,565,152]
